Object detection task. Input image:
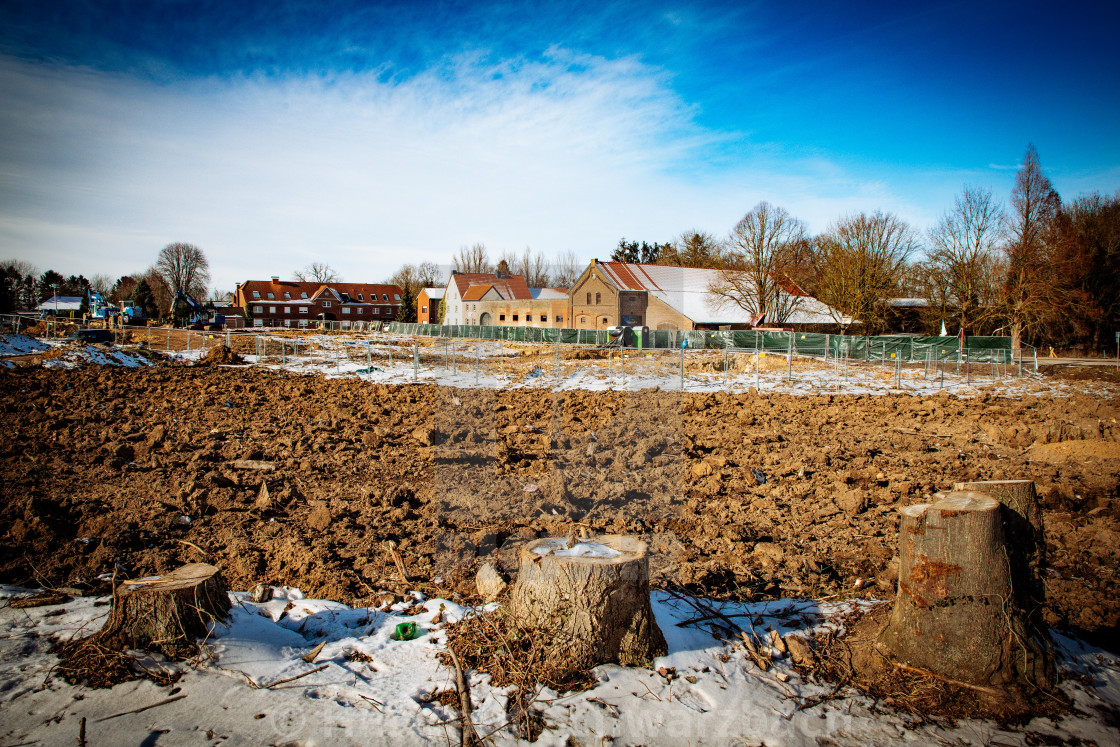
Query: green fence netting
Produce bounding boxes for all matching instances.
[388,323,1014,362]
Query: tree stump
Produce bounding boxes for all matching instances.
[953,479,1045,620]
[510,535,666,679]
[876,492,1052,690]
[97,563,231,656]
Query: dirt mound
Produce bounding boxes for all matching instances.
[0,365,1117,653]
[198,345,245,365]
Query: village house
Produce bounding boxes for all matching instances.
[417,288,444,324]
[234,277,403,328]
[567,260,845,330]
[442,271,569,327]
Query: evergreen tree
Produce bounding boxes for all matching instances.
[131,279,159,319]
[398,284,417,323]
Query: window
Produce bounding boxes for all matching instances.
[526,315,533,321]
[580,317,586,324]
[394,294,401,301]
[557,316,563,323]
[284,306,290,313]
[585,292,590,304]
[357,308,363,314]
[541,315,548,322]
[513,314,519,321]
[422,305,428,314]
[382,294,389,301]
[267,292,275,299]
[284,292,291,299]
[299,307,308,314]
[252,291,260,299]
[343,307,351,315]
[269,306,276,313]
[322,301,332,308]
[373,308,379,315]
[253,305,263,313]
[300,292,308,299]
[596,292,601,304]
[299,319,308,328]
[357,294,364,300]
[254,319,263,327]
[499,314,505,321]
[283,319,291,328]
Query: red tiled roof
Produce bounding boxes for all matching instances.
[451,272,531,300]
[462,284,493,301]
[239,279,402,305]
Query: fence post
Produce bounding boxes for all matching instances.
[966,348,971,384]
[414,342,419,381]
[679,345,684,391]
[895,355,901,389]
[787,332,793,382]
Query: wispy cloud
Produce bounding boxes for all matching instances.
[0,48,938,289]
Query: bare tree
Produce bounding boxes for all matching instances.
[661,230,726,268]
[415,261,446,289]
[141,265,173,317]
[1000,144,1062,349]
[709,203,809,324]
[89,274,114,298]
[550,250,582,289]
[156,242,210,299]
[811,211,917,334]
[453,243,492,274]
[927,186,1004,335]
[293,262,341,284]
[110,275,139,303]
[516,248,551,287]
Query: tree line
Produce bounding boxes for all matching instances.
[1,242,213,321]
[604,145,1119,352]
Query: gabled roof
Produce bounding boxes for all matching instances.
[422,287,445,299]
[449,272,531,300]
[593,262,851,326]
[239,279,403,305]
[462,284,493,301]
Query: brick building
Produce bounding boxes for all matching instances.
[234,277,403,329]
[417,287,444,324]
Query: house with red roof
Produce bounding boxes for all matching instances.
[234,276,403,328]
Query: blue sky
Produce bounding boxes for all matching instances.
[2,0,1118,293]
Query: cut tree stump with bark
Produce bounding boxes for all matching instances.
[510,535,666,680]
[876,492,1052,691]
[953,479,1045,621]
[96,563,231,657]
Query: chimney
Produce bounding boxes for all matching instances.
[271,275,279,283]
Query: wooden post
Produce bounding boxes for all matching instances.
[877,492,1052,690]
[511,535,666,678]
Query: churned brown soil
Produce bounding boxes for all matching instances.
[1,362,1117,650]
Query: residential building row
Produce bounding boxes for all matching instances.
[234,277,403,328]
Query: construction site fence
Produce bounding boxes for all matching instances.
[388,323,1017,363]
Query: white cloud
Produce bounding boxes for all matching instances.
[0,51,939,290]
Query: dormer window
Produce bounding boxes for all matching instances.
[300,292,308,299]
[394,295,401,301]
[252,291,260,299]
[382,294,389,301]
[284,292,291,299]
[267,292,275,299]
[357,294,364,300]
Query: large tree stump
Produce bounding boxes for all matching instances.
[877,492,1052,690]
[97,563,231,656]
[510,535,666,679]
[954,479,1045,621]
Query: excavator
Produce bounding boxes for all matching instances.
[170,288,225,330]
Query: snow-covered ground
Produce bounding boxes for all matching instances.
[0,334,151,369]
[1,584,1117,746]
[6,330,1114,399]
[202,332,1118,399]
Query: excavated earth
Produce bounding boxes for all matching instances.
[1,362,1118,651]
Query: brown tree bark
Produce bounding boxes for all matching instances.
[876,492,1052,690]
[510,535,666,678]
[97,563,231,656]
[953,479,1045,621]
